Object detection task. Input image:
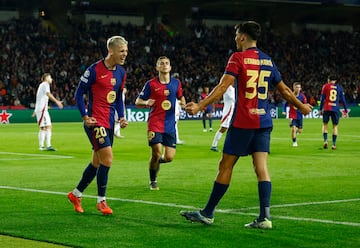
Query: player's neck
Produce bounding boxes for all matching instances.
[158,73,170,84]
[104,58,115,70]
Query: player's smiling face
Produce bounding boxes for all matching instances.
[112,44,128,65]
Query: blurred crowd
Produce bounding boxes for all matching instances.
[0,17,359,108]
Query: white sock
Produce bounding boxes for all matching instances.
[175,122,180,141]
[212,131,223,147]
[97,196,106,203]
[39,130,46,147]
[46,129,52,147]
[72,188,82,197]
[114,122,120,136]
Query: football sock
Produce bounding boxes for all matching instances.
[209,119,212,128]
[202,181,229,218]
[292,138,296,142]
[258,181,272,220]
[97,196,106,203]
[46,129,52,147]
[212,131,223,147]
[39,130,46,147]
[202,119,206,129]
[323,132,328,142]
[332,135,337,146]
[97,164,110,197]
[72,188,82,198]
[150,168,157,182]
[77,163,98,192]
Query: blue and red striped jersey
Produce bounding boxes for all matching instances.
[283,93,307,119]
[319,83,347,113]
[138,77,183,133]
[75,59,126,129]
[225,47,282,129]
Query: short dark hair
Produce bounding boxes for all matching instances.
[328,74,337,81]
[235,21,261,41]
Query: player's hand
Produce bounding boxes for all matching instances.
[299,103,312,115]
[146,99,155,107]
[341,109,348,118]
[57,100,64,109]
[84,116,97,127]
[119,118,128,128]
[185,102,200,115]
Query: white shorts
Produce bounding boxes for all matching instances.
[36,110,52,127]
[220,103,234,128]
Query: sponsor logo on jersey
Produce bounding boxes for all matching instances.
[107,91,116,103]
[161,100,171,110]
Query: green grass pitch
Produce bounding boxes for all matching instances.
[0,118,359,247]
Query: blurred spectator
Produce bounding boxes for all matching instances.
[0,17,359,109]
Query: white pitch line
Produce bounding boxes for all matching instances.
[222,198,360,211]
[0,186,359,227]
[0,152,73,160]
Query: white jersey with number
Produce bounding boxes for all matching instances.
[221,85,235,128]
[35,81,51,127]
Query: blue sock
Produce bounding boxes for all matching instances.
[292,138,296,142]
[332,135,337,146]
[202,181,229,218]
[150,169,157,182]
[209,119,212,128]
[76,163,97,192]
[97,164,110,197]
[258,181,272,220]
[323,133,328,142]
[202,119,206,129]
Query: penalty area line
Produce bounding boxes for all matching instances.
[0,152,73,160]
[0,186,359,227]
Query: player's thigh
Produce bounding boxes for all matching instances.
[84,125,114,152]
[331,111,340,125]
[252,128,272,153]
[322,111,331,123]
[223,127,254,156]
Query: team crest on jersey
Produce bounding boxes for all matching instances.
[107,91,116,103]
[164,89,170,96]
[148,131,155,141]
[111,78,116,86]
[161,100,171,110]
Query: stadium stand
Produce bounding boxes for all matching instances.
[0,14,359,108]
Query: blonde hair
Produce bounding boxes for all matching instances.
[156,56,170,65]
[41,73,51,82]
[106,36,128,49]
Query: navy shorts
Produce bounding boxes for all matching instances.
[148,131,176,148]
[223,126,272,156]
[322,111,339,125]
[84,124,114,151]
[290,118,303,129]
